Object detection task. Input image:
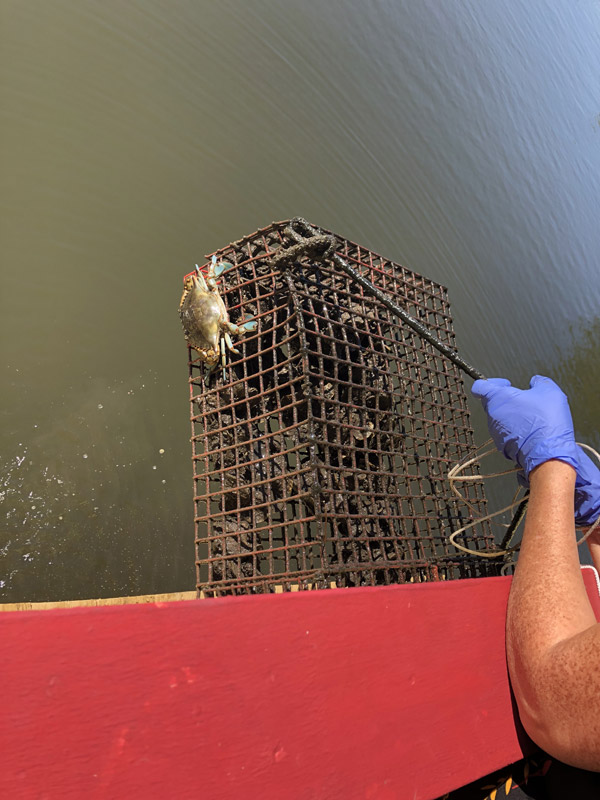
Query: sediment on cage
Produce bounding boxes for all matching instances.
[184,219,500,596]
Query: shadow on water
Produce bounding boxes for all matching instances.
[549,317,600,453]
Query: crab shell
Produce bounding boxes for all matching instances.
[179,273,228,365]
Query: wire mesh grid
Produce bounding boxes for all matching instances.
[185,220,499,596]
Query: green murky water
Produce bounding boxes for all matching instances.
[1,0,599,600]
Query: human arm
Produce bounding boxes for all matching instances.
[506,460,600,770]
[471,376,600,770]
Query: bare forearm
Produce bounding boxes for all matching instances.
[508,462,595,652]
[506,460,600,770]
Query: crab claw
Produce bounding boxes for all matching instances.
[238,315,258,332]
[211,256,235,279]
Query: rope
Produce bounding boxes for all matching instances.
[269,234,336,268]
[447,440,600,557]
[282,218,486,380]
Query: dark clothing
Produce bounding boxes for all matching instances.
[441,752,600,800]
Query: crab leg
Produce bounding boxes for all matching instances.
[223,331,240,355]
[220,336,227,382]
[225,318,258,337]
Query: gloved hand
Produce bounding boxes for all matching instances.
[471,375,600,526]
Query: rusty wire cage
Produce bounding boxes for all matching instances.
[184,219,499,596]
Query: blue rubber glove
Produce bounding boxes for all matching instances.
[471,375,600,526]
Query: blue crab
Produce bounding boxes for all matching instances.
[179,256,257,383]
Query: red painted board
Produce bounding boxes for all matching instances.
[1,570,599,800]
[582,565,600,618]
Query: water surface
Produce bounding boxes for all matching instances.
[2,0,599,600]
